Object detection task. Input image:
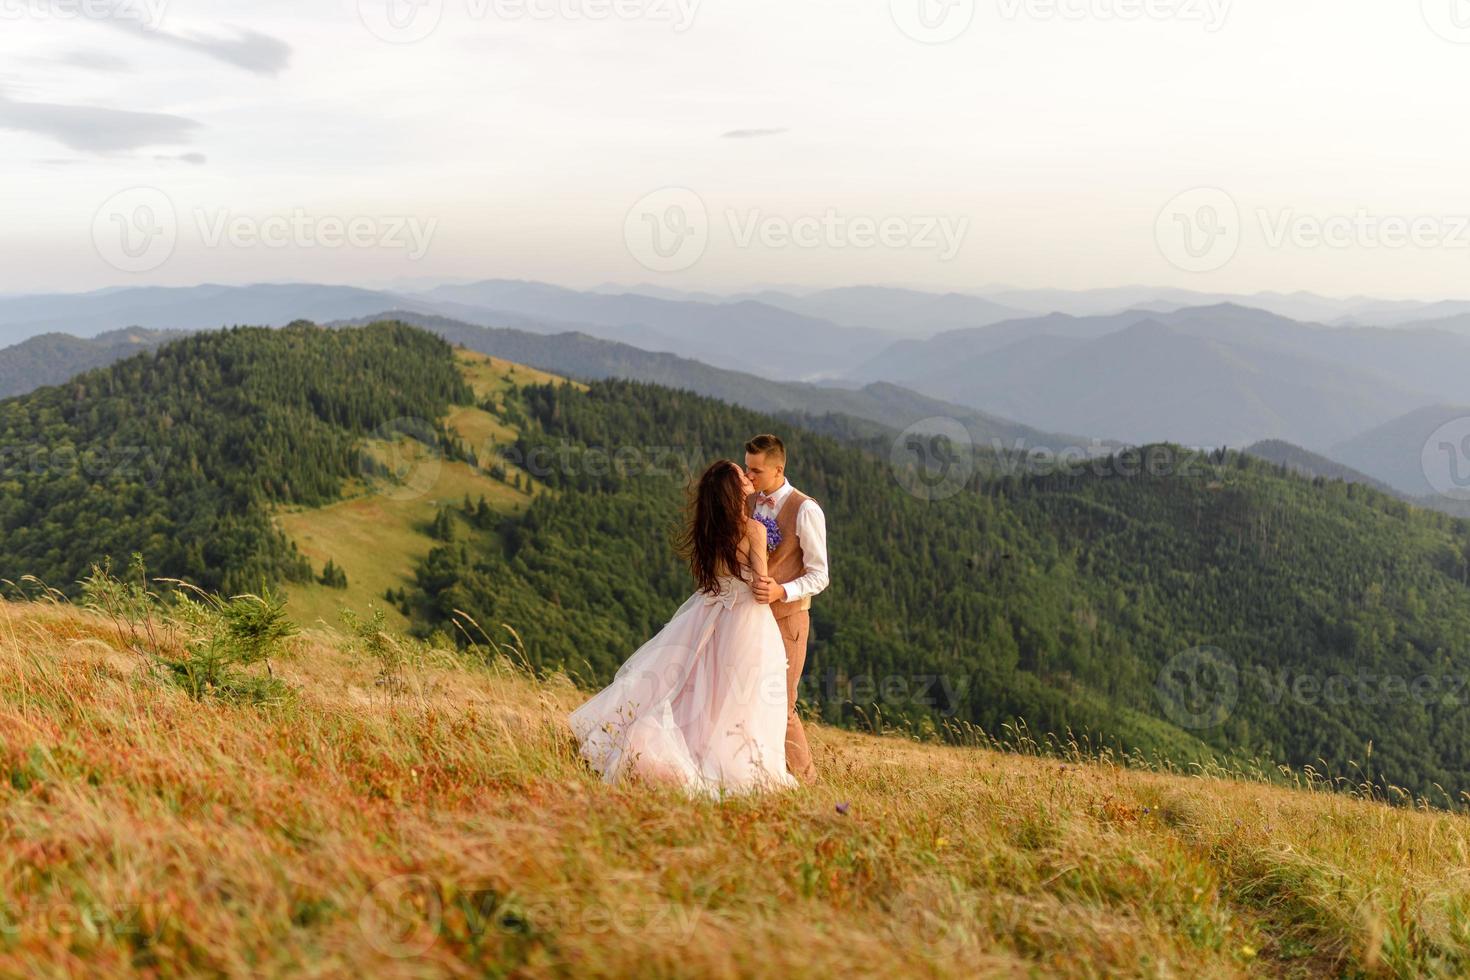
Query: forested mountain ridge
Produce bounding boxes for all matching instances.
[1245,437,1470,519]
[0,321,472,595]
[6,320,1470,800]
[0,327,190,398]
[402,376,1470,800]
[1243,438,1397,494]
[336,310,1097,451]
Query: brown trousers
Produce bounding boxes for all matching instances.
[775,609,816,781]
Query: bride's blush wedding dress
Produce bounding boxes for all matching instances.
[569,570,797,795]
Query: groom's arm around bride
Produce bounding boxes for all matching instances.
[744,433,829,783]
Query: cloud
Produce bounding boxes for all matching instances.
[102,20,292,75]
[721,128,788,139]
[0,92,199,153]
[54,49,134,72]
[156,152,208,165]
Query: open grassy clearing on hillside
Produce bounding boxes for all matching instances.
[274,350,561,631]
[2,597,1469,977]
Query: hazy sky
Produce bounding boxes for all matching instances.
[6,0,1470,298]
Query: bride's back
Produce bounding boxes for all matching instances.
[714,535,754,582]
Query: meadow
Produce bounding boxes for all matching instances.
[1,592,1468,977]
[273,349,562,631]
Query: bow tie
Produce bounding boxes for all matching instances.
[754,492,774,506]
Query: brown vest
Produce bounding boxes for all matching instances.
[748,487,814,621]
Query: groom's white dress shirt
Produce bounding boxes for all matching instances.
[753,480,830,602]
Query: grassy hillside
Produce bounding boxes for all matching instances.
[273,350,566,630]
[0,324,561,632]
[8,322,1470,801]
[0,321,474,596]
[408,376,1470,800]
[2,596,1468,977]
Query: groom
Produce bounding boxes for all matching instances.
[744,433,829,783]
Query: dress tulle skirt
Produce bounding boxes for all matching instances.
[569,576,797,795]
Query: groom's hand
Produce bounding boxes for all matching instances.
[753,576,786,604]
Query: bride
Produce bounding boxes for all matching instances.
[569,459,797,794]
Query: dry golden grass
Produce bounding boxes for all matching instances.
[2,598,1468,978]
[454,349,580,401]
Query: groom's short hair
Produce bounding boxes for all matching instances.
[745,433,786,464]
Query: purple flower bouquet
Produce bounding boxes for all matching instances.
[753,512,781,552]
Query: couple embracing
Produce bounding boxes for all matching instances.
[569,434,829,794]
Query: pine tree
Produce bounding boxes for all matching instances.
[319,559,348,589]
[431,508,456,541]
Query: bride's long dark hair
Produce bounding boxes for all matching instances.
[679,460,746,595]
